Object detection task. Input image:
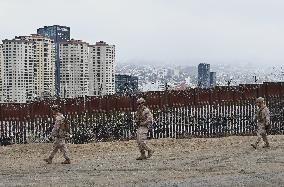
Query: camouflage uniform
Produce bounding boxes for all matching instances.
[252,105,270,148]
[45,113,70,163]
[135,104,154,159]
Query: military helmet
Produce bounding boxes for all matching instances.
[137,97,146,104]
[51,104,60,111]
[256,97,264,103]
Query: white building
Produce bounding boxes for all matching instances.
[89,41,115,96]
[1,35,56,103]
[142,80,166,92]
[2,38,35,103]
[0,44,3,101]
[17,35,56,99]
[157,68,168,79]
[59,40,90,98]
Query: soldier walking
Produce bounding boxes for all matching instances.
[44,105,71,164]
[251,97,270,149]
[135,98,155,160]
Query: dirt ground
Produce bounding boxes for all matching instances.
[0,135,284,187]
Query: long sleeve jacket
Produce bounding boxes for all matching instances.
[255,106,270,126]
[135,106,153,127]
[51,113,65,138]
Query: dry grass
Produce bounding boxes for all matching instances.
[1,135,284,187]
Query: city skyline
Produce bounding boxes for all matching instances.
[0,28,116,103]
[1,0,284,66]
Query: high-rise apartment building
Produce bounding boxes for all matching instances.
[37,25,70,96]
[198,63,210,88]
[89,41,115,96]
[2,38,35,103]
[198,63,217,88]
[115,74,138,94]
[37,25,70,42]
[59,40,89,98]
[1,35,55,103]
[16,35,56,98]
[0,44,3,101]
[210,72,217,88]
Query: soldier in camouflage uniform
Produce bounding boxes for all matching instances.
[251,97,270,149]
[44,105,71,164]
[135,98,155,160]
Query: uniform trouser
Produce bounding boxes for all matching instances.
[255,124,269,146]
[136,126,151,153]
[49,138,70,160]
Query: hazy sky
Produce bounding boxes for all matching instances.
[1,0,284,66]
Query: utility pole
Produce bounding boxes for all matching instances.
[253,75,258,83]
[227,78,232,86]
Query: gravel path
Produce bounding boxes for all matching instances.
[0,135,284,187]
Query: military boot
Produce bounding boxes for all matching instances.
[43,157,52,164]
[147,149,155,158]
[61,158,71,164]
[262,142,270,148]
[136,151,147,160]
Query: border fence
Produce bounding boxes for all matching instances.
[0,82,284,144]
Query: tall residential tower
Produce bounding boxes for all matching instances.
[37,25,70,96]
[2,38,35,103]
[0,44,3,101]
[59,40,89,98]
[198,63,210,88]
[89,41,115,96]
[1,35,55,103]
[115,74,138,94]
[16,35,56,98]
